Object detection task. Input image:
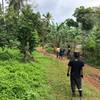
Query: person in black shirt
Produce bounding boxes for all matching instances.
[67,52,84,98]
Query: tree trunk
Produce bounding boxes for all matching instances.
[2,0,4,14]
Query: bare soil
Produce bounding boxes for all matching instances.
[84,64,100,90]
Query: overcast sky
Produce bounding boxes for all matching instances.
[32,0,100,23]
[0,0,100,23]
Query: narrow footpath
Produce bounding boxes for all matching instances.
[37,47,100,100]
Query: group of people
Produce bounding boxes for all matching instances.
[56,45,71,59]
[56,45,84,99]
[56,47,65,59]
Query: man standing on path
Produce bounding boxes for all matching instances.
[67,52,84,98]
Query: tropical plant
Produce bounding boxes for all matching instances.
[17,5,40,61]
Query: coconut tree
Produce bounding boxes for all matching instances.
[43,12,52,26]
[8,0,27,12]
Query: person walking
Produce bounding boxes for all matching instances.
[59,48,65,59]
[56,47,60,58]
[67,52,84,98]
[67,45,71,59]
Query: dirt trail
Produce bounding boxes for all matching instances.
[84,64,100,90]
[36,47,100,91]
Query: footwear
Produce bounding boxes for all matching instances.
[79,91,83,97]
[72,92,76,97]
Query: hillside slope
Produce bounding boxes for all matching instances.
[36,47,100,100]
[0,48,100,100]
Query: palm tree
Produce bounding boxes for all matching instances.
[9,0,26,11]
[43,12,52,26]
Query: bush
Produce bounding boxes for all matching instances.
[45,47,54,54]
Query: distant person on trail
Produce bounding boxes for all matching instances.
[67,52,84,98]
[59,48,65,59]
[56,47,60,58]
[67,45,71,59]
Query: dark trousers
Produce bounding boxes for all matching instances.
[56,52,59,58]
[70,76,82,96]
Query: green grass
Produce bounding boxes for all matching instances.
[0,48,100,100]
[0,49,52,100]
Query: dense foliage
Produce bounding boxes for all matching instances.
[0,1,100,64]
[0,1,100,99]
[0,0,100,65]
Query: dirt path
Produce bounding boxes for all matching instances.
[36,47,100,99]
[36,47,100,91]
[84,64,100,90]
